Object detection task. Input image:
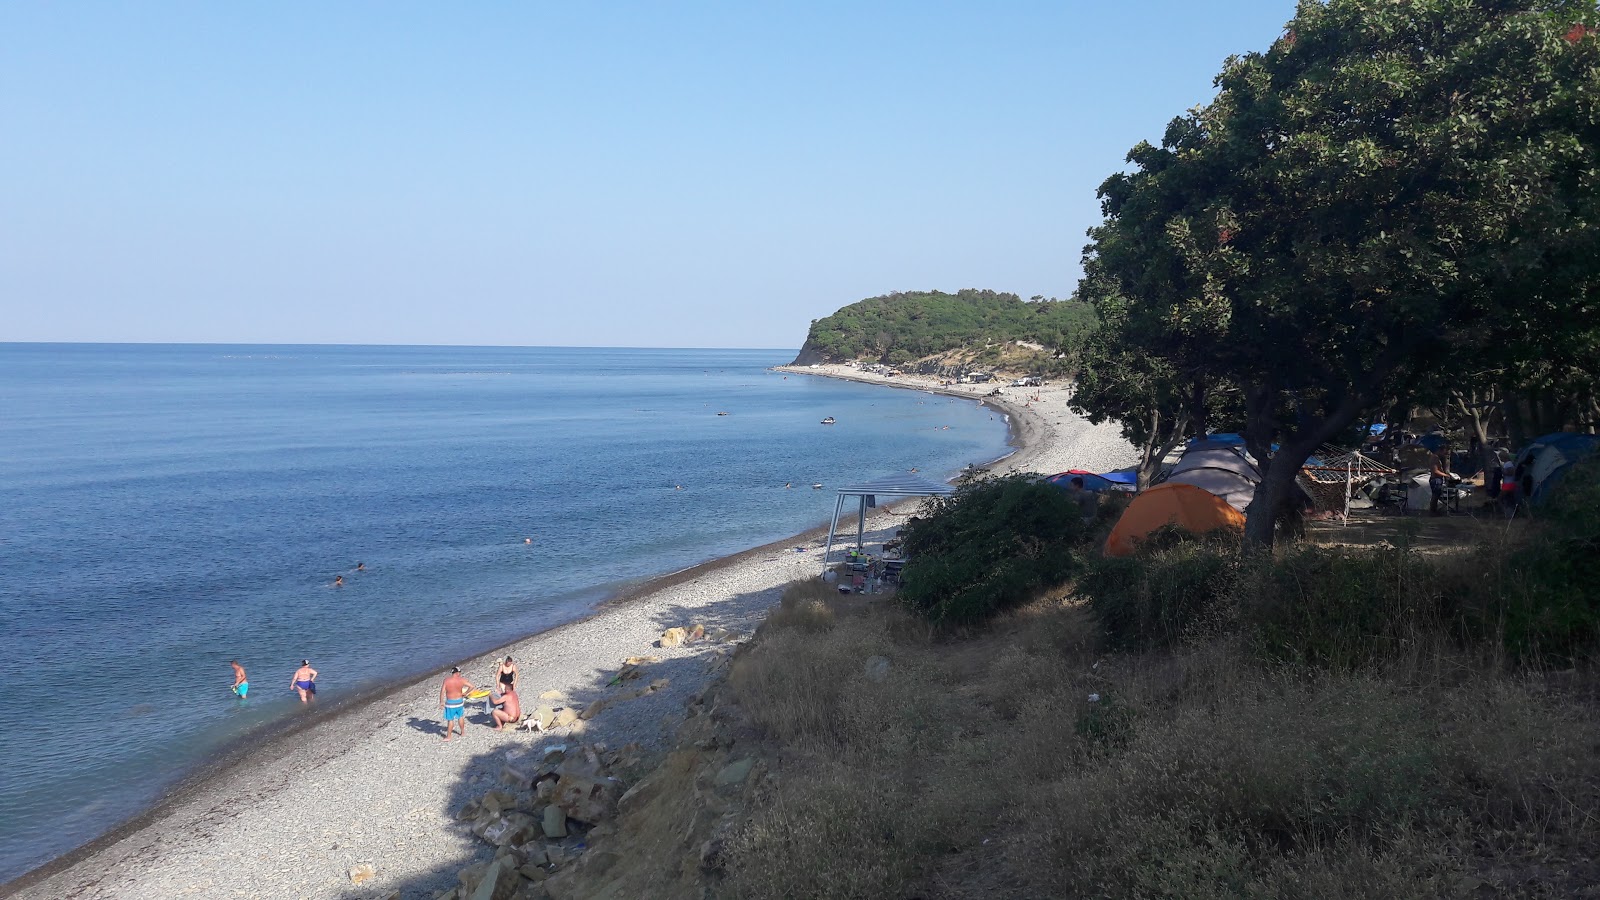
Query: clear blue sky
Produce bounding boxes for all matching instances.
[2,2,1295,348]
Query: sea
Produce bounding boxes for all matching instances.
[0,343,1011,882]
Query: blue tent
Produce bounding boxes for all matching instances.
[1513,433,1600,505]
[1046,471,1120,493]
[1100,469,1138,485]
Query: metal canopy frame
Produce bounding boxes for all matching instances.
[821,474,955,572]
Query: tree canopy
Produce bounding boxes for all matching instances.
[1078,0,1600,546]
[792,289,1097,368]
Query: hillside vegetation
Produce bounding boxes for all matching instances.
[791,289,1097,374]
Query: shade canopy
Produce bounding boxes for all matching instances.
[822,473,954,570]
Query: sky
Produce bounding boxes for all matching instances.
[2,2,1298,349]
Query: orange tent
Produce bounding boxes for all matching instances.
[1104,483,1245,557]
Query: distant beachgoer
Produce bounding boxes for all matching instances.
[291,660,318,703]
[490,685,522,731]
[675,484,683,491]
[1066,476,1098,521]
[355,562,365,572]
[497,656,518,692]
[333,575,344,587]
[524,537,533,544]
[230,660,249,698]
[440,666,475,741]
[784,482,792,489]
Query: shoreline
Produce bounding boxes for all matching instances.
[5,368,1135,900]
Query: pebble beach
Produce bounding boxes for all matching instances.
[5,369,1135,900]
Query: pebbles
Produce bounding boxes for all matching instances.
[17,367,1133,900]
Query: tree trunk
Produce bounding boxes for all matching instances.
[1242,463,1297,548]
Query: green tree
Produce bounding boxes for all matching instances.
[1084,0,1600,546]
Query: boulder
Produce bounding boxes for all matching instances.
[538,689,564,700]
[348,862,377,885]
[501,763,535,789]
[551,708,578,729]
[863,655,891,683]
[553,772,619,824]
[529,706,557,731]
[687,623,706,641]
[714,757,756,789]
[541,804,568,838]
[483,812,538,848]
[659,627,688,649]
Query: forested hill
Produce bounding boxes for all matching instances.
[791,289,1096,371]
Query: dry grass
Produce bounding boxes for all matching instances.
[717,582,1600,899]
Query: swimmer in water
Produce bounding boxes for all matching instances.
[230,659,249,698]
[291,660,318,703]
[355,562,365,572]
[333,575,344,587]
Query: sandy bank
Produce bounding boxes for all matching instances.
[6,369,1134,900]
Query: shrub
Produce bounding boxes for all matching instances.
[1077,528,1240,650]
[897,475,1088,626]
[765,579,839,632]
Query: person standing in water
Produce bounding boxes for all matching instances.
[290,660,318,703]
[440,666,474,741]
[230,660,249,698]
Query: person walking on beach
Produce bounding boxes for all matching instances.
[440,666,474,741]
[230,660,249,698]
[490,684,521,731]
[290,660,318,703]
[496,656,518,693]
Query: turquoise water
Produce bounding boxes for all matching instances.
[0,343,1010,881]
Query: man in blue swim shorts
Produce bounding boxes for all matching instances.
[439,666,475,742]
[230,659,249,698]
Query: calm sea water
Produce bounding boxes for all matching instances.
[0,343,1009,881]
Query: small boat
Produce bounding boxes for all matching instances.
[820,416,836,425]
[716,411,729,416]
[811,483,823,489]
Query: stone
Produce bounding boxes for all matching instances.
[538,689,564,700]
[502,763,535,788]
[714,757,756,789]
[529,706,556,730]
[864,655,891,683]
[517,842,549,866]
[349,862,377,885]
[553,772,619,824]
[687,623,706,641]
[578,698,610,721]
[622,655,660,666]
[483,812,537,847]
[541,804,568,838]
[456,799,481,821]
[518,863,549,881]
[551,708,578,729]
[459,861,490,894]
[659,627,688,648]
[534,777,557,802]
[481,789,516,816]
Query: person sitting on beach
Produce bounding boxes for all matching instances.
[230,659,249,698]
[439,666,474,741]
[496,656,519,693]
[290,660,318,703]
[489,684,522,731]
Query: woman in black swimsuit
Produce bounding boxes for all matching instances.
[497,656,518,691]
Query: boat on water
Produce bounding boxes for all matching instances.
[716,411,729,416]
[820,416,836,425]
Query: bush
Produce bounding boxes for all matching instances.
[765,579,839,632]
[1077,528,1240,651]
[897,475,1089,626]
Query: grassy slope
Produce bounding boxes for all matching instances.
[720,578,1600,899]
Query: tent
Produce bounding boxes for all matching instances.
[1161,445,1262,511]
[1100,469,1138,486]
[1104,483,1245,557]
[821,473,955,571]
[1513,433,1600,505]
[1045,470,1123,494]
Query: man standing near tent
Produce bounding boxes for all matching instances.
[1066,476,1099,522]
[1429,447,1459,515]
